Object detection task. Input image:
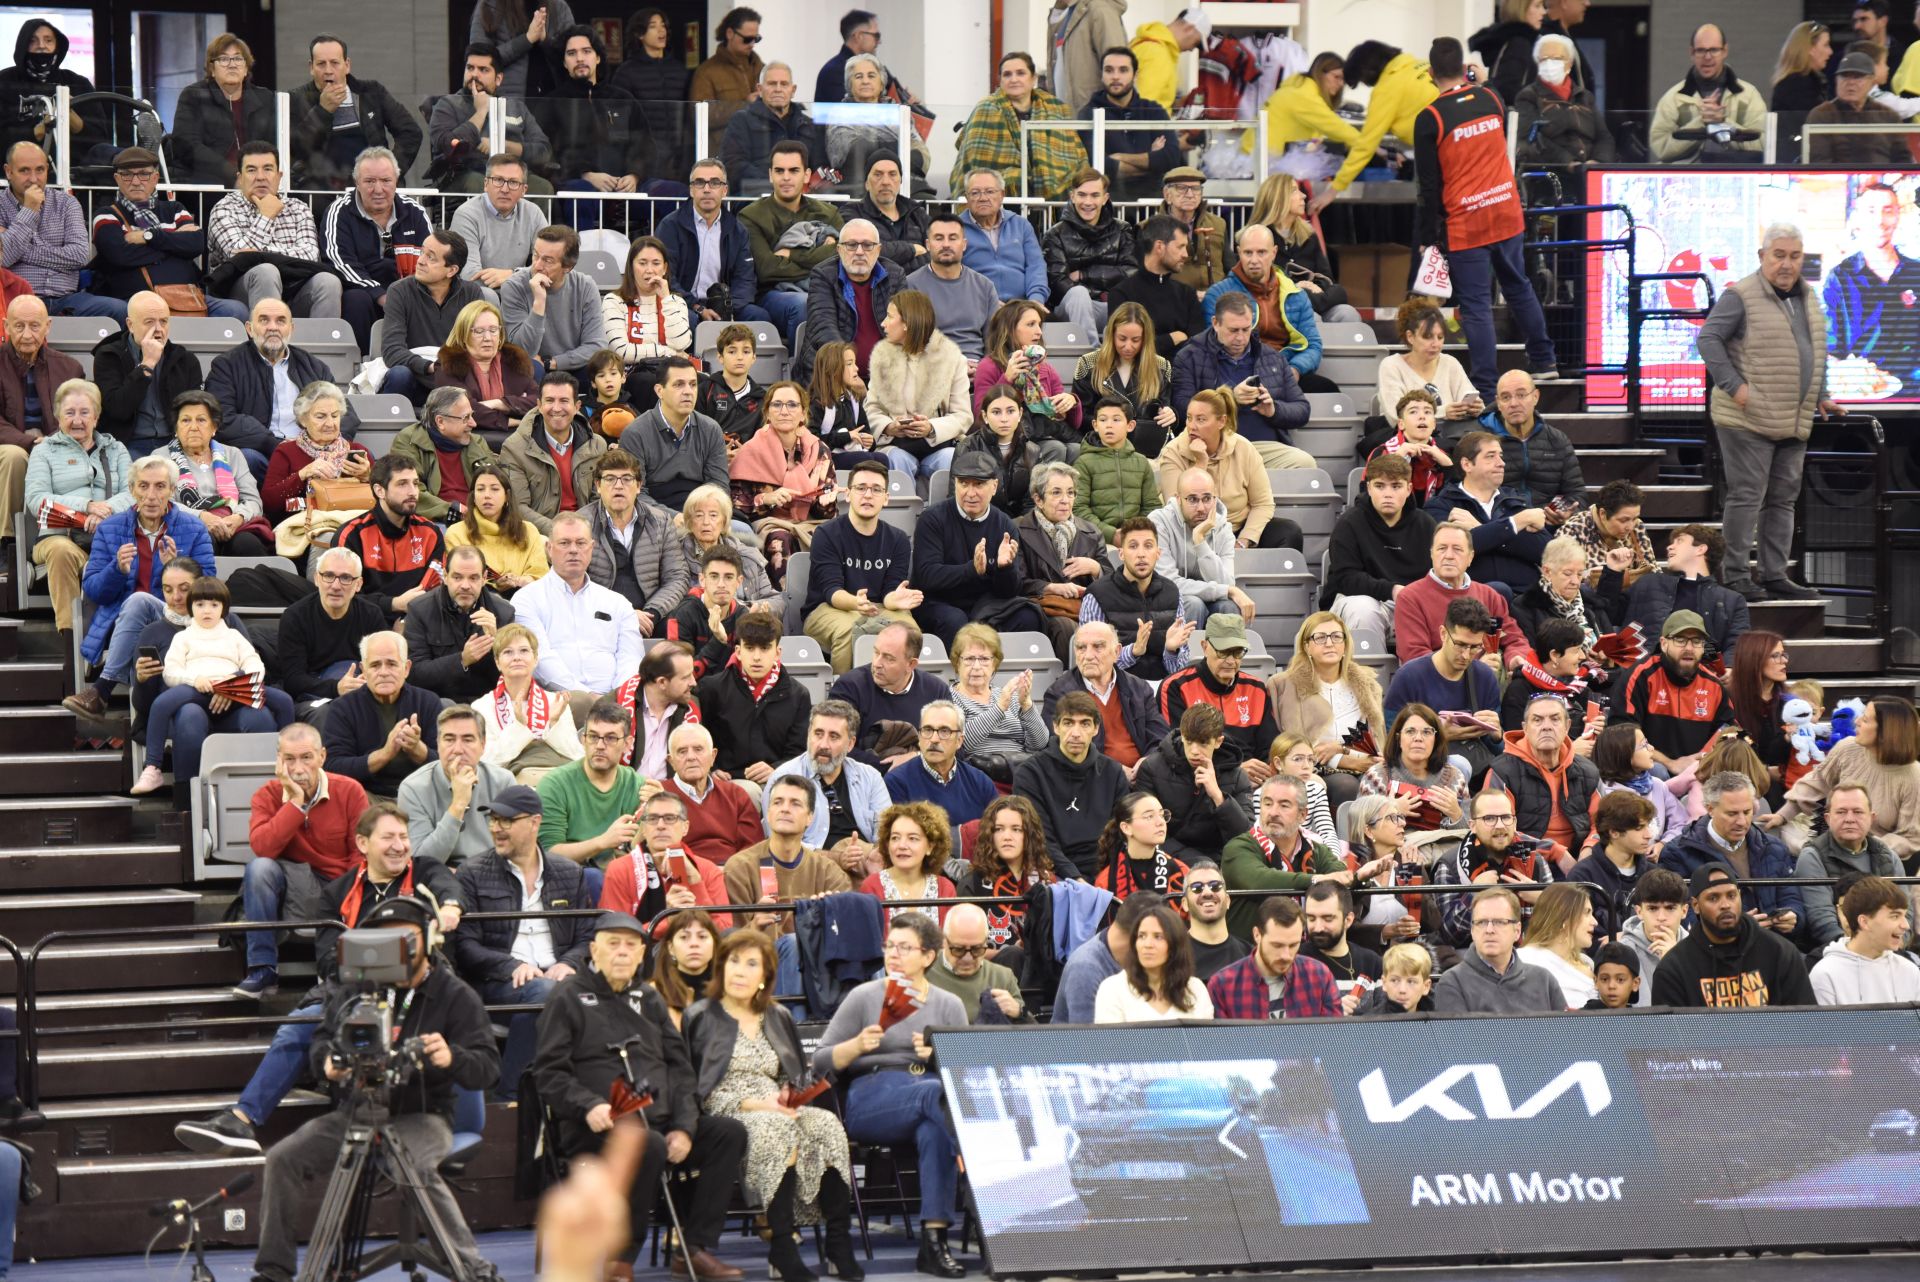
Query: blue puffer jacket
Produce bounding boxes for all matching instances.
[79,506,215,662]
[1201,272,1325,374]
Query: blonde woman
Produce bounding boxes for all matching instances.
[1771,21,1833,111]
[1514,881,1598,1008]
[433,299,538,443]
[1070,302,1176,457]
[1469,0,1547,104]
[1270,611,1386,809]
[471,622,584,784]
[1157,388,1292,548]
[865,290,970,481]
[1243,51,1359,171]
[1248,172,1361,323]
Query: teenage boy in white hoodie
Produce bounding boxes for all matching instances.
[1811,875,1920,1005]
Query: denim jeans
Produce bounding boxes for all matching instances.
[41,290,127,322]
[845,1070,957,1223]
[378,365,427,405]
[884,445,954,480]
[240,858,329,968]
[236,1000,324,1124]
[0,1139,17,1279]
[205,295,251,320]
[756,288,807,351]
[1446,231,1556,399]
[166,687,294,781]
[482,976,557,1099]
[100,592,166,684]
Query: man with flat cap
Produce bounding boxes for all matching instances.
[1651,861,1816,1008]
[451,783,595,1099]
[89,144,248,317]
[531,911,749,1282]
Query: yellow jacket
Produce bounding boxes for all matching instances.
[1242,74,1362,155]
[1332,54,1436,191]
[1130,23,1182,112]
[1896,44,1920,96]
[445,512,550,584]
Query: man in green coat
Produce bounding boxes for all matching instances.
[1222,774,1348,939]
[386,385,497,522]
[737,139,844,349]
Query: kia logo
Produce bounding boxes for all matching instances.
[1358,1062,1612,1123]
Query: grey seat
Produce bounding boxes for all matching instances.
[191,732,283,881]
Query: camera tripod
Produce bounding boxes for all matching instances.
[296,1093,478,1282]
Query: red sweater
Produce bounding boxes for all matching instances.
[597,847,733,932]
[247,772,368,881]
[663,775,766,867]
[1394,574,1530,668]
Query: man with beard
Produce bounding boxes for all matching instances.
[763,701,886,873]
[1012,692,1128,879]
[1822,182,1920,384]
[399,706,515,866]
[204,298,341,473]
[1206,895,1344,1019]
[175,802,464,1157]
[1302,881,1383,1012]
[905,213,999,364]
[276,546,388,707]
[1221,775,1358,939]
[1614,611,1733,775]
[404,545,515,702]
[321,630,443,798]
[386,386,495,521]
[1083,517,1191,683]
[1082,46,1180,201]
[1652,862,1815,1007]
[1198,223,1333,393]
[535,26,654,228]
[335,456,445,618]
[1430,788,1556,948]
[1182,860,1249,981]
[427,42,553,193]
[851,156,930,268]
[1432,886,1566,1013]
[661,723,766,866]
[724,773,854,937]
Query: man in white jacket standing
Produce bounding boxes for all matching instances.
[1811,875,1920,1005]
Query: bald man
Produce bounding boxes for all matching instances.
[0,141,126,321]
[802,216,903,382]
[0,293,82,536]
[1442,370,1586,513]
[89,290,205,450]
[90,144,250,318]
[927,903,1033,1022]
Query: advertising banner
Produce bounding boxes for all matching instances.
[935,1007,1920,1276]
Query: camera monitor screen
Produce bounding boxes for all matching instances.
[1584,167,1920,408]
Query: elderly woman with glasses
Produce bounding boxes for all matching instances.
[675,483,780,608]
[1342,793,1424,949]
[829,52,932,189]
[730,381,836,590]
[815,912,972,1277]
[171,33,278,184]
[261,381,372,524]
[949,622,1047,772]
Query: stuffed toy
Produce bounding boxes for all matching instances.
[1821,699,1867,752]
[1782,698,1824,790]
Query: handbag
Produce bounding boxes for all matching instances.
[1412,245,1452,299]
[142,268,208,317]
[308,477,375,511]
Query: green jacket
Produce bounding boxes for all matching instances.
[738,196,845,290]
[1074,440,1161,543]
[386,421,498,523]
[1222,829,1344,940]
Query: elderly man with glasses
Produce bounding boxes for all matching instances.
[799,217,902,383]
[90,146,248,318]
[927,902,1032,1022]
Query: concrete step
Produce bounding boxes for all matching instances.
[0,795,139,848]
[0,748,125,795]
[1818,674,1920,704]
[0,888,201,947]
[0,661,66,706]
[20,935,240,996]
[0,703,78,751]
[1784,636,1885,674]
[36,1036,268,1098]
[0,840,184,889]
[33,1088,329,1160]
[1576,448,1664,486]
[1637,485,1713,521]
[0,616,19,661]
[33,985,276,1047]
[1555,412,1637,447]
[1747,598,1832,640]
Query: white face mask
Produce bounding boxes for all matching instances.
[1537,58,1569,86]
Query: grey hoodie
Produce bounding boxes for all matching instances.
[1810,940,1920,1006]
[1794,830,1904,946]
[1618,914,1688,1008]
[1431,947,1566,1014]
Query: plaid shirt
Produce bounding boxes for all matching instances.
[206,190,321,272]
[1206,951,1343,1020]
[948,88,1089,199]
[0,186,92,296]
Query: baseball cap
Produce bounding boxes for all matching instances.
[1662,610,1708,640]
[1204,614,1249,652]
[1688,861,1739,898]
[478,783,544,819]
[1836,51,1877,79]
[1178,8,1213,43]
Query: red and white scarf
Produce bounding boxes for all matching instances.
[495,679,551,737]
[1249,824,1311,873]
[730,653,783,703]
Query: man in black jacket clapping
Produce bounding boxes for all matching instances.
[532,913,749,1281]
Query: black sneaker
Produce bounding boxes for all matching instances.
[1725,579,1770,603]
[1528,363,1565,382]
[175,1109,261,1157]
[0,1096,43,1134]
[232,966,277,999]
[1761,578,1821,601]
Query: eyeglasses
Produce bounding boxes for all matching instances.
[849,482,887,495]
[767,399,804,411]
[1475,814,1517,826]
[689,177,727,189]
[1181,493,1217,506]
[1447,636,1487,655]
[919,726,960,739]
[1767,651,1788,662]
[317,571,360,585]
[1306,631,1345,646]
[841,240,880,251]
[1692,45,1726,55]
[736,33,763,44]
[643,814,687,826]
[437,412,477,424]
[882,941,929,954]
[118,168,158,179]
[1371,813,1408,827]
[212,55,248,66]
[1187,880,1226,894]
[1473,918,1520,930]
[485,176,527,190]
[1132,807,1174,821]
[1164,182,1202,193]
[581,731,629,747]
[599,474,638,487]
[946,943,987,958]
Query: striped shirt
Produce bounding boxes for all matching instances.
[206,190,320,271]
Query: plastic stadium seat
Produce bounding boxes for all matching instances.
[1267,469,1341,538]
[13,512,48,610]
[1305,391,1359,420]
[293,317,362,378]
[1351,628,1392,666]
[928,470,951,509]
[783,551,811,635]
[1347,465,1366,506]
[996,632,1056,673]
[50,315,119,353]
[1042,322,1094,351]
[580,250,622,291]
[348,394,417,428]
[779,634,829,671]
[354,427,402,459]
[169,316,247,350]
[190,732,283,881]
[1320,322,1378,347]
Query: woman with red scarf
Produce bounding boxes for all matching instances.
[1512,33,1616,165]
[470,622,584,784]
[729,381,836,590]
[600,235,692,400]
[1092,791,1189,907]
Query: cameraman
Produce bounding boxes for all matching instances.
[251,892,499,1282]
[532,911,748,1282]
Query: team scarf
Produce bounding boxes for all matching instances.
[729,652,784,703]
[495,679,552,737]
[1100,847,1184,902]
[1248,824,1311,873]
[615,676,642,765]
[337,862,415,931]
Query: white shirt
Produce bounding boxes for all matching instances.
[513,572,644,693]
[691,209,725,297]
[507,860,557,970]
[1321,679,1364,738]
[1092,972,1214,1023]
[1515,946,1597,1009]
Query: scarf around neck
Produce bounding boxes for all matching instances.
[495,678,552,736]
[169,440,240,512]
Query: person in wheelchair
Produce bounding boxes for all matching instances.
[249,890,500,1282]
[531,911,750,1282]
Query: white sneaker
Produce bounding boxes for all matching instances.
[129,764,166,795]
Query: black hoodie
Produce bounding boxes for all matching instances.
[1649,910,1816,1008]
[1011,740,1129,880]
[1323,493,1438,607]
[0,20,101,152]
[1467,19,1537,106]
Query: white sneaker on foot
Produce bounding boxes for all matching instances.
[130,764,166,795]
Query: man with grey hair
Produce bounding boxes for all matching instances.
[801,216,903,382]
[1039,619,1168,772]
[765,698,888,867]
[388,385,496,521]
[321,629,442,796]
[885,699,998,824]
[513,509,645,696]
[1017,460,1110,659]
[277,545,388,707]
[1662,769,1806,946]
[398,705,515,865]
[1697,222,1843,602]
[721,60,819,196]
[204,297,343,472]
[321,145,435,353]
[1175,285,1313,471]
[959,166,1048,303]
[662,720,767,864]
